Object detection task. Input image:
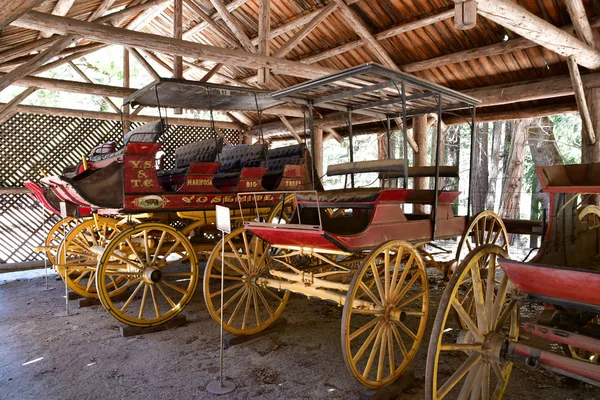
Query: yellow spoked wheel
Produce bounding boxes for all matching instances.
[96,223,199,327]
[578,205,600,229]
[45,217,79,266]
[342,241,429,388]
[57,217,128,299]
[456,211,508,264]
[426,244,519,400]
[203,227,290,336]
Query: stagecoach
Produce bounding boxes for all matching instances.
[26,79,317,327]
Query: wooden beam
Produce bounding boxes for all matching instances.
[568,56,596,144]
[88,0,116,22]
[257,0,270,85]
[14,11,336,80]
[68,61,120,113]
[332,0,397,69]
[208,0,255,53]
[0,34,77,93]
[324,128,343,143]
[182,0,248,40]
[454,0,477,30]
[564,0,596,48]
[229,111,253,127]
[0,0,43,30]
[0,87,37,124]
[39,0,75,38]
[127,47,160,80]
[183,0,240,48]
[273,2,336,58]
[476,0,600,69]
[200,63,223,82]
[122,0,171,31]
[0,38,56,65]
[464,73,600,106]
[3,103,243,129]
[279,115,302,143]
[446,103,578,125]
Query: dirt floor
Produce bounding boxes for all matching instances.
[0,269,598,400]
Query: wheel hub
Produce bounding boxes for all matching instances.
[143,268,162,284]
[387,307,406,322]
[481,332,507,364]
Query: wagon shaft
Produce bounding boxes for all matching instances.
[506,342,600,387]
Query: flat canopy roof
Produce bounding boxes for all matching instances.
[272,63,480,119]
[124,78,284,111]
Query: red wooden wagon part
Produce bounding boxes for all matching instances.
[426,162,600,399]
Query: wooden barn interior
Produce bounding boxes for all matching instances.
[0,1,599,399]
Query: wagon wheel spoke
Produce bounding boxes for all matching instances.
[343,241,428,388]
[426,244,517,400]
[96,223,199,328]
[204,227,289,336]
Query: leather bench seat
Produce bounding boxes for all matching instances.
[88,120,165,162]
[213,143,267,188]
[296,188,382,203]
[157,138,223,181]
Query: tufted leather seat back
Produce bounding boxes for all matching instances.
[217,143,267,173]
[123,120,165,145]
[175,137,223,168]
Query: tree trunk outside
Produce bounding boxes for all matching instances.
[472,123,489,214]
[487,121,502,211]
[501,119,529,221]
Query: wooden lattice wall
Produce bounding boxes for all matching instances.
[0,112,241,264]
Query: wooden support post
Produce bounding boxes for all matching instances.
[257,0,270,85]
[568,56,596,145]
[564,0,596,48]
[123,47,130,133]
[173,0,183,114]
[413,115,428,214]
[314,127,324,178]
[454,0,477,30]
[582,88,600,163]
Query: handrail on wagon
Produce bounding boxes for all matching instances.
[237,190,322,231]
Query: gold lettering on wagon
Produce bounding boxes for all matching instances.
[129,159,155,188]
[187,178,212,186]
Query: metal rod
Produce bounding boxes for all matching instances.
[348,108,354,189]
[401,81,408,190]
[432,94,443,240]
[219,233,225,387]
[386,115,391,189]
[308,101,317,190]
[467,106,476,219]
